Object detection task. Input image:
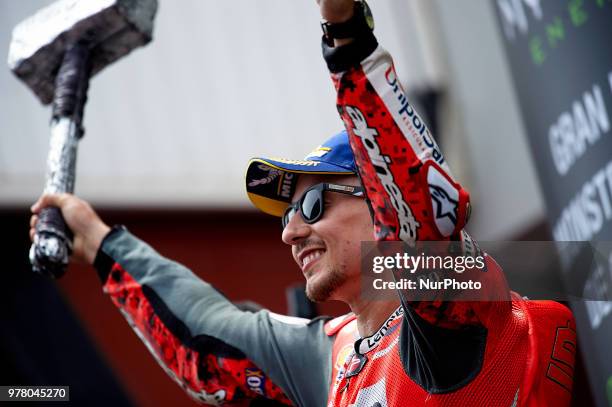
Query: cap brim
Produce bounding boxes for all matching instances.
[246,157,355,216]
[249,157,355,175]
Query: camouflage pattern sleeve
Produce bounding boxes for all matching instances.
[322,30,500,394]
[94,227,333,406]
[325,41,471,244]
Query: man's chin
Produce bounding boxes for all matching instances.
[305,282,332,302]
[304,267,346,302]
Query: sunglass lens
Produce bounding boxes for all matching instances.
[301,188,322,223]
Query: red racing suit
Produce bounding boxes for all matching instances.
[92,30,577,406]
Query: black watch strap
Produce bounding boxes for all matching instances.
[321,1,374,46]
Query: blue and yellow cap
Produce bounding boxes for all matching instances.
[245,130,356,216]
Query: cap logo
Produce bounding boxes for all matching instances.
[248,165,281,187]
[270,157,320,166]
[279,173,294,198]
[306,146,331,159]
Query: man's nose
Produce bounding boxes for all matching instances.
[282,212,311,245]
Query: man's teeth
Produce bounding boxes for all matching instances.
[303,250,324,267]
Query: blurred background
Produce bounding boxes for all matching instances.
[1,0,610,405]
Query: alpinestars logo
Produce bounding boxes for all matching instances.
[345,105,420,242]
[426,164,460,237]
[429,184,458,224]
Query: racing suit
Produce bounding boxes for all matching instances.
[93,30,577,406]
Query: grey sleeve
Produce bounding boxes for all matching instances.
[95,227,333,406]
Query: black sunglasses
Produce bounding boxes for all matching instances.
[282,183,365,229]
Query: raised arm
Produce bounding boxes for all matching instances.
[30,194,332,406]
[318,0,470,244]
[316,0,512,394]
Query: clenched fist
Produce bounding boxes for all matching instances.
[30,194,110,265]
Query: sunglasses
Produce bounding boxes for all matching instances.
[282,182,365,229]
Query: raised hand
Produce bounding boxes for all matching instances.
[30,194,110,265]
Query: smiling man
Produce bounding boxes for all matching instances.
[246,134,402,338]
[30,0,576,406]
[282,175,368,303]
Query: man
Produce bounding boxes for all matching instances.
[30,0,576,405]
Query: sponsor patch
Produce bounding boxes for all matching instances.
[546,321,576,392]
[269,157,320,166]
[277,172,295,199]
[246,161,298,203]
[357,307,403,354]
[248,164,281,187]
[345,105,420,242]
[335,344,354,371]
[245,368,266,397]
[427,164,460,236]
[361,47,447,170]
[372,336,400,361]
[345,353,368,378]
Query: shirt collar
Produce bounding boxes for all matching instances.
[355,306,403,355]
